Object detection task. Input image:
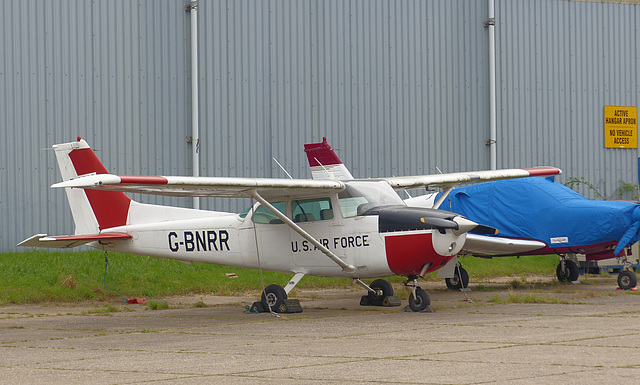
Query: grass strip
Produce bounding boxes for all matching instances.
[0,250,559,305]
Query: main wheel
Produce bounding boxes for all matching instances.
[261,284,288,313]
[445,266,469,290]
[408,287,430,312]
[618,270,638,290]
[556,260,579,282]
[368,279,394,306]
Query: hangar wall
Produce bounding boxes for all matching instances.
[1,0,639,251]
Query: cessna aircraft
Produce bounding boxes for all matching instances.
[19,138,560,312]
[304,138,639,290]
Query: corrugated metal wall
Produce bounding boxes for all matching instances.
[496,0,640,195]
[1,0,639,251]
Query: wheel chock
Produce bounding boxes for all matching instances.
[360,295,401,307]
[248,299,303,314]
[283,299,303,313]
[382,296,402,307]
[249,301,265,313]
[402,305,436,313]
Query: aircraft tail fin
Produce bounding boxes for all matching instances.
[53,138,132,234]
[303,137,354,180]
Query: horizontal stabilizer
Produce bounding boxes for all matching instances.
[462,234,545,256]
[18,233,132,249]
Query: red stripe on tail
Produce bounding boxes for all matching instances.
[69,148,131,230]
[304,137,343,167]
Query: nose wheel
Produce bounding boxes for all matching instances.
[445,264,469,290]
[405,277,431,312]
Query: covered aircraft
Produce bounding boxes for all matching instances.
[304,138,639,290]
[427,177,640,290]
[19,138,560,312]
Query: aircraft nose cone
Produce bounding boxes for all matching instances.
[452,217,477,235]
[452,216,498,236]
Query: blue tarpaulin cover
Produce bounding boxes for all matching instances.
[437,177,640,256]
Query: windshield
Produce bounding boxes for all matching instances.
[339,181,405,217]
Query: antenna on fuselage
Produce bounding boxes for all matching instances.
[272,157,293,179]
[313,157,334,180]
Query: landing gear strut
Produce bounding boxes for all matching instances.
[367,279,395,306]
[445,263,469,290]
[405,276,431,312]
[250,282,303,314]
[556,256,579,282]
[359,279,401,307]
[617,253,638,290]
[359,277,430,312]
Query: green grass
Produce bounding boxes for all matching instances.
[0,250,353,305]
[0,250,560,305]
[454,255,560,279]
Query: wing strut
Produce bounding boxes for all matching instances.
[432,186,454,210]
[250,191,358,275]
[284,272,306,294]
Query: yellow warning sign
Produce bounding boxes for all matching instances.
[605,105,637,148]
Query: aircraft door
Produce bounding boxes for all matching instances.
[251,201,293,272]
[289,197,341,269]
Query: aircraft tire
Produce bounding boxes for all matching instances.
[445,266,469,290]
[408,287,430,312]
[617,270,638,290]
[368,279,394,306]
[261,284,288,313]
[556,260,579,282]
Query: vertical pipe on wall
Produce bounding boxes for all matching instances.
[190,0,200,209]
[487,0,497,170]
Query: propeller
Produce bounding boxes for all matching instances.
[452,217,498,236]
[363,205,498,235]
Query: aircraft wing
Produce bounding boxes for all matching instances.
[53,174,346,199]
[18,233,132,249]
[379,167,561,190]
[461,234,546,257]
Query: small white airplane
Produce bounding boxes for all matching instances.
[19,138,560,312]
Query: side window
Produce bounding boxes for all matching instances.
[338,195,368,218]
[338,187,368,218]
[252,201,286,224]
[292,197,334,223]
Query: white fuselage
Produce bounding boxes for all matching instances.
[99,205,393,278]
[97,195,465,279]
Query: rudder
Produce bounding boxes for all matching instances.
[53,138,131,234]
[304,137,354,180]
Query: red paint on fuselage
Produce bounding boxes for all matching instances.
[384,232,454,276]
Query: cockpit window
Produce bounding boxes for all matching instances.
[251,201,287,224]
[292,197,333,222]
[339,181,405,217]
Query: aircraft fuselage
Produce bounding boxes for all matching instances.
[98,201,464,279]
